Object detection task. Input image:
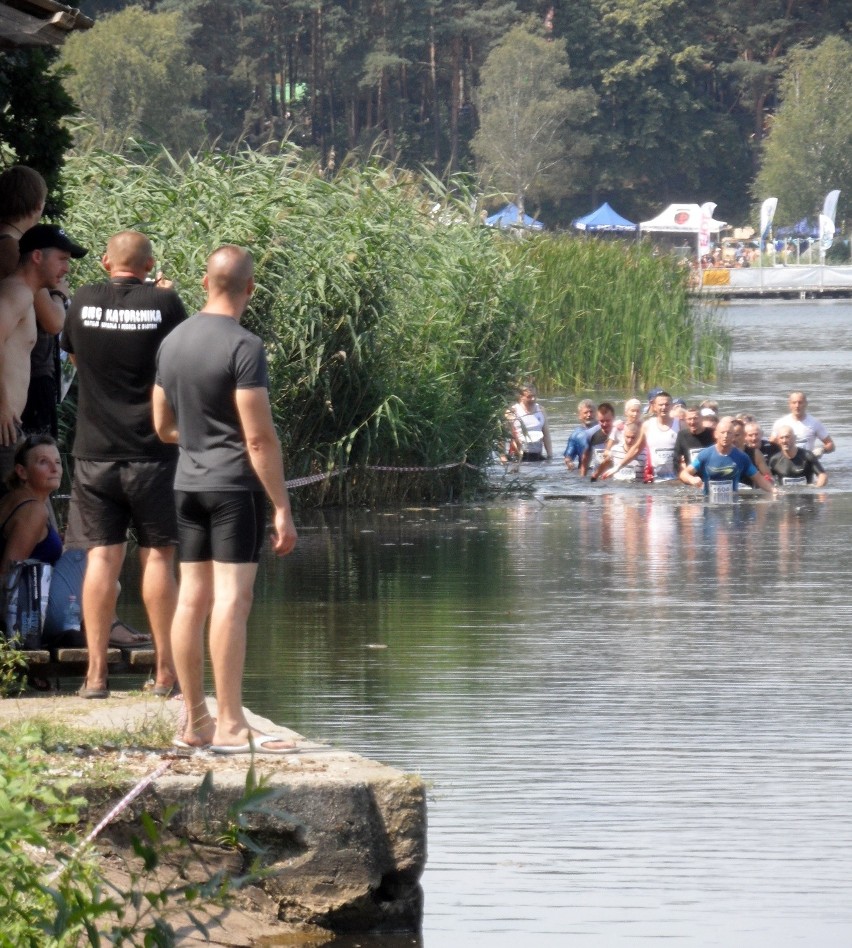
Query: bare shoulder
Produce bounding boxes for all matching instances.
[0,496,43,531]
[0,274,33,308]
[0,236,19,281]
[0,275,33,321]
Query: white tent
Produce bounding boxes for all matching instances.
[640,203,728,263]
[639,203,727,234]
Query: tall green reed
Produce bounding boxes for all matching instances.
[506,236,730,392]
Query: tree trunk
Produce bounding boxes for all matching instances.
[430,10,440,167]
[449,35,461,174]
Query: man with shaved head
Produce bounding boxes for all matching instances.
[680,415,776,498]
[769,424,828,487]
[154,246,298,754]
[61,230,188,698]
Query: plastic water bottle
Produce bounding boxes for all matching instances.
[64,595,81,632]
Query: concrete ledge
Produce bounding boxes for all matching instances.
[0,693,426,941]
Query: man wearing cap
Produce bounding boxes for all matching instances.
[645,387,664,415]
[770,392,834,457]
[61,230,187,698]
[0,224,86,488]
[669,397,688,425]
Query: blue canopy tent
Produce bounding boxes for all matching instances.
[485,203,544,230]
[572,201,637,233]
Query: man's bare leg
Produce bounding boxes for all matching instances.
[208,561,293,749]
[171,560,214,747]
[139,545,179,691]
[82,543,125,691]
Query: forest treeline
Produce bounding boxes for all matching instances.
[62,0,850,224]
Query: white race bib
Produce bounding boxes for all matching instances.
[708,480,733,503]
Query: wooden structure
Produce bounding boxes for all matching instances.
[23,645,154,689]
[0,0,93,48]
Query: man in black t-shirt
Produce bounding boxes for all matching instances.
[673,406,714,472]
[769,425,827,487]
[61,231,187,698]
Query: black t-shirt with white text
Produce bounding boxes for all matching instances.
[61,279,188,460]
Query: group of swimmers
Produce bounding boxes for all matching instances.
[505,386,833,494]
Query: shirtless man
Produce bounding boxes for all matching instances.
[0,166,48,278]
[0,224,86,487]
[0,168,73,440]
[770,392,834,457]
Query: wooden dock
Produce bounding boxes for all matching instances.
[22,646,154,689]
[695,264,852,300]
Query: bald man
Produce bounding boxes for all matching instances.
[61,230,188,698]
[154,246,298,754]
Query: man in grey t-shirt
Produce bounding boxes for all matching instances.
[154,246,298,754]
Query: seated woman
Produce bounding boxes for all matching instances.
[0,435,84,648]
[0,436,151,654]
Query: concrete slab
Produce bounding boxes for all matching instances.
[0,691,426,943]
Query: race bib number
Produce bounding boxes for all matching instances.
[653,448,676,477]
[708,480,733,503]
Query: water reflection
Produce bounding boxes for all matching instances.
[242,481,852,946]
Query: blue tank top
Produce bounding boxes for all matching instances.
[0,499,63,566]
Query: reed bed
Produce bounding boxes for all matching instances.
[59,148,728,504]
[506,236,730,392]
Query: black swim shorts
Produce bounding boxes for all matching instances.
[175,490,266,564]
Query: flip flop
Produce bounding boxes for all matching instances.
[172,737,211,751]
[108,619,152,648]
[209,734,298,756]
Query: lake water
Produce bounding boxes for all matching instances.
[170,301,852,944]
